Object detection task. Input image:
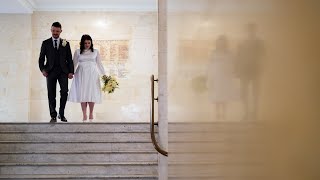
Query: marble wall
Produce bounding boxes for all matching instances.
[0,14,32,122]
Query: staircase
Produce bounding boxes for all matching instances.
[168,122,265,180]
[0,123,158,179]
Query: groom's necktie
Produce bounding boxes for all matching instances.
[54,40,58,50]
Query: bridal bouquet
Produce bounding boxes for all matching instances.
[101,75,119,94]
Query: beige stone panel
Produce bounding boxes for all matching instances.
[0,14,32,122]
[29,100,50,122]
[30,87,47,100]
[3,100,29,122]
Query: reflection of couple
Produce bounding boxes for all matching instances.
[38,22,106,123]
[207,23,264,120]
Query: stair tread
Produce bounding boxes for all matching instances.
[0,123,156,133]
[0,150,156,154]
[0,132,156,134]
[0,174,157,178]
[0,122,151,124]
[0,162,158,166]
[0,131,154,133]
[0,141,153,143]
[0,140,152,143]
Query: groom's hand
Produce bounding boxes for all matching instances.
[68,73,74,79]
[42,70,48,77]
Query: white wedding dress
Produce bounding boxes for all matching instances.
[207,51,237,103]
[68,49,105,103]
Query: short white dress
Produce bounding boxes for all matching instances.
[68,49,105,103]
[207,51,237,103]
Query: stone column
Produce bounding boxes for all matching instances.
[158,0,168,179]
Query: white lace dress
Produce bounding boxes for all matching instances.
[68,49,105,103]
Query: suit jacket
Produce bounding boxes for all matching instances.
[38,38,74,74]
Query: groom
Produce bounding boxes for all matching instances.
[38,22,74,123]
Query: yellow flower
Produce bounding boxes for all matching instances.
[111,81,117,87]
[101,75,119,93]
[106,86,113,92]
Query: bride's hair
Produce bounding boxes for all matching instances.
[80,34,94,54]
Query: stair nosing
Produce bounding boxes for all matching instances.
[0,141,153,143]
[0,151,157,154]
[0,162,158,166]
[0,122,151,125]
[0,131,153,134]
[0,174,158,178]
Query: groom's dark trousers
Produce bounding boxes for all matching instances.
[39,38,74,118]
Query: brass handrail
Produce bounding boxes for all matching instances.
[150,75,168,156]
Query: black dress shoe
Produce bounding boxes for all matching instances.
[50,117,57,123]
[58,115,68,122]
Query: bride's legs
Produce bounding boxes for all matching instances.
[88,102,95,121]
[81,102,88,121]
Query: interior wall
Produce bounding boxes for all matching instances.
[0,14,32,122]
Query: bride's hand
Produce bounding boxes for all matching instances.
[42,70,48,77]
[68,73,74,79]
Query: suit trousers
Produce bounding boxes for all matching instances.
[46,67,68,118]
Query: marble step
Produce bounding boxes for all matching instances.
[0,132,153,142]
[0,162,157,175]
[0,151,157,163]
[0,132,255,143]
[168,132,260,143]
[0,174,157,180]
[0,142,155,152]
[169,175,264,180]
[169,153,262,164]
[168,164,264,177]
[0,122,261,133]
[169,142,263,153]
[0,123,153,133]
[169,122,263,133]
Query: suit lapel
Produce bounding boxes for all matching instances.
[48,38,54,50]
[58,38,64,51]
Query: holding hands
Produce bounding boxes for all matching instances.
[68,73,74,79]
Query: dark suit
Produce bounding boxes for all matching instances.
[38,38,74,118]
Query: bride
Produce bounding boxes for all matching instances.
[68,34,106,122]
